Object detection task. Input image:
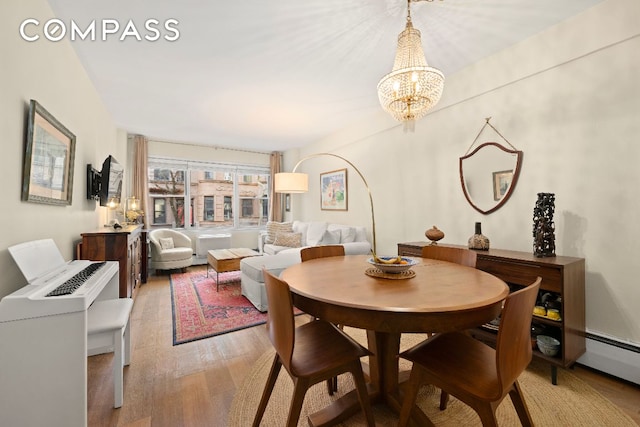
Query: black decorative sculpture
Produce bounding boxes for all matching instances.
[532,193,556,257]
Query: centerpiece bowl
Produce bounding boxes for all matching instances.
[367,256,418,274]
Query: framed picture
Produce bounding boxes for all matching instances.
[22,100,76,205]
[320,168,347,211]
[492,169,513,201]
[285,193,291,212]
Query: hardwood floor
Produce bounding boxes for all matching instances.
[88,273,640,426]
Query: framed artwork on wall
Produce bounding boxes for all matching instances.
[22,100,76,205]
[320,168,347,211]
[492,169,513,201]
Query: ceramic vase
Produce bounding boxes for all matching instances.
[468,222,490,250]
[425,226,445,245]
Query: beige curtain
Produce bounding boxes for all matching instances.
[269,152,283,222]
[131,135,149,228]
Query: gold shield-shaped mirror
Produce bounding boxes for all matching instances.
[460,142,523,215]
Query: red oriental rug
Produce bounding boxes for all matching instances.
[170,267,268,345]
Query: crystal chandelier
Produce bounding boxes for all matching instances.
[377,0,444,132]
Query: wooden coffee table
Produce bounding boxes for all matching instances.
[207,248,260,291]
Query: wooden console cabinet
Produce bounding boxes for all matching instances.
[398,241,585,384]
[80,225,147,300]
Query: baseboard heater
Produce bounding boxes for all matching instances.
[577,331,640,386]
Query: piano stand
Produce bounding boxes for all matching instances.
[0,255,120,427]
[87,298,133,408]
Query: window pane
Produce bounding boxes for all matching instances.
[238,173,269,227]
[190,170,234,229]
[149,167,185,196]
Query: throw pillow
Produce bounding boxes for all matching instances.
[273,232,302,248]
[306,222,328,246]
[292,221,310,246]
[265,221,293,244]
[339,227,356,243]
[159,237,174,250]
[319,229,341,245]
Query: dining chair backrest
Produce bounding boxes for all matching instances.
[300,245,345,262]
[495,277,542,397]
[263,269,295,372]
[421,245,477,268]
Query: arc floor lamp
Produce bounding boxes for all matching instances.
[274,153,377,254]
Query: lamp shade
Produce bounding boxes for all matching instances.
[274,172,308,193]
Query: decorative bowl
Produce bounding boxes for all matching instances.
[536,335,561,356]
[367,256,418,274]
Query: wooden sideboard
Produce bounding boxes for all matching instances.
[398,241,585,384]
[80,225,147,300]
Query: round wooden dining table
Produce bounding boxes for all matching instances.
[281,254,509,426]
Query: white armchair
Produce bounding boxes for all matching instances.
[149,229,193,273]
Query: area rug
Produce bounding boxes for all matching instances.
[229,327,637,426]
[170,267,267,345]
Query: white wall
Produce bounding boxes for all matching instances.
[0,0,124,297]
[285,0,640,347]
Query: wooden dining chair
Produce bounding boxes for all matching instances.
[420,245,478,342]
[397,277,542,427]
[300,244,346,394]
[252,270,375,427]
[300,244,345,262]
[421,245,477,268]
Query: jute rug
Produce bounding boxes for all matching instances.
[170,267,267,345]
[229,327,637,426]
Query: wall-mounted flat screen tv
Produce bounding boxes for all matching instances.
[99,155,123,206]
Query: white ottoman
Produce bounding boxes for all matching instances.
[240,252,301,311]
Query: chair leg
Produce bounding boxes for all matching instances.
[474,402,499,427]
[509,380,534,427]
[252,355,282,427]
[398,366,425,427]
[326,376,338,395]
[286,378,309,427]
[439,390,449,410]
[350,362,375,427]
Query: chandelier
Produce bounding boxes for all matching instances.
[377,0,444,132]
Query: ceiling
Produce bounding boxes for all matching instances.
[47,0,602,152]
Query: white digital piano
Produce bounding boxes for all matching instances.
[0,239,120,427]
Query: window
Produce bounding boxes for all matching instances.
[224,196,232,220]
[153,199,166,224]
[204,196,214,221]
[175,198,185,228]
[261,196,268,218]
[242,199,253,217]
[148,158,270,230]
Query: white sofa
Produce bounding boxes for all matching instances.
[260,221,370,255]
[242,221,371,311]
